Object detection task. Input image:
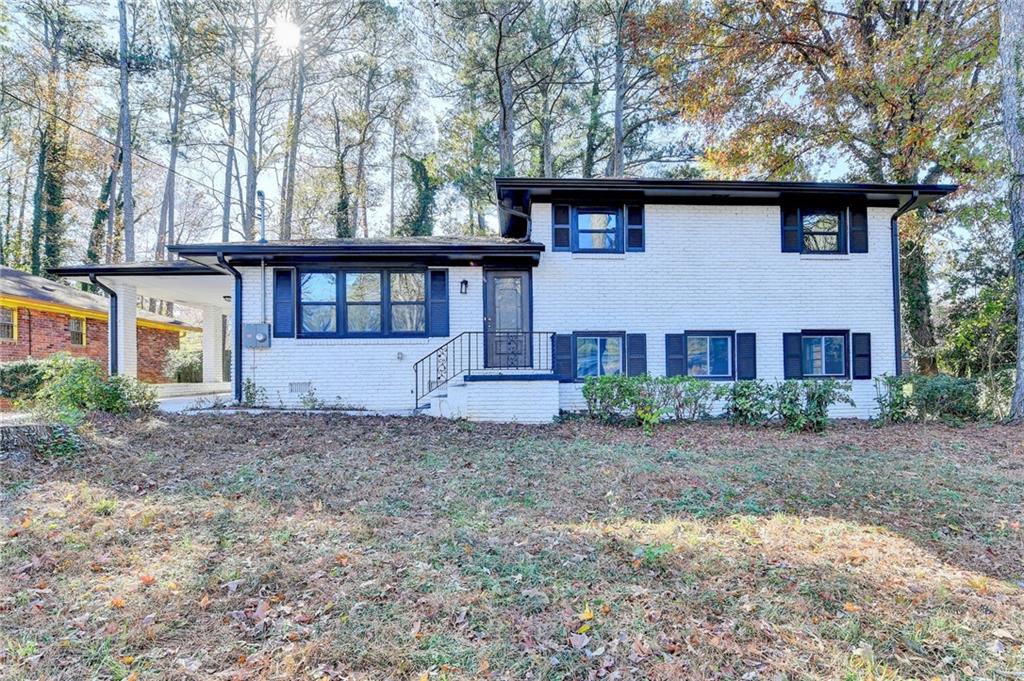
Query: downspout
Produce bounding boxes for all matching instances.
[890,190,919,376]
[217,253,243,403]
[89,273,118,375]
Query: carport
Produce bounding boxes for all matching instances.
[49,261,235,398]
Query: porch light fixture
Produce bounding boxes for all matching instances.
[460,279,469,294]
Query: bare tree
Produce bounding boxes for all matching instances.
[117,0,135,261]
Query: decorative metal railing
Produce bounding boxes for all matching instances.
[413,331,555,408]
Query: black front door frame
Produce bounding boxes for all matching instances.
[482,268,533,369]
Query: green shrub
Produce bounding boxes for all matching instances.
[725,380,774,426]
[874,374,983,424]
[33,353,156,418]
[659,375,729,420]
[164,347,202,383]
[582,375,634,421]
[0,360,46,402]
[774,379,854,433]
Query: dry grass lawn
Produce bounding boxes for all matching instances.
[1,414,1022,680]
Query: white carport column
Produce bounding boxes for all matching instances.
[111,284,138,378]
[201,306,225,383]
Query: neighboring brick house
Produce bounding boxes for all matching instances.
[52,178,956,422]
[0,265,198,383]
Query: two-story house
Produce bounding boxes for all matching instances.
[52,178,955,422]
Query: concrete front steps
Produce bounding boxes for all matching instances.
[425,373,560,424]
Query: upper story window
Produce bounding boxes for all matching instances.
[801,210,842,253]
[781,202,868,255]
[298,269,427,338]
[0,306,16,341]
[553,204,644,254]
[69,316,86,346]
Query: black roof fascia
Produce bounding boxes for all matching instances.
[48,263,218,277]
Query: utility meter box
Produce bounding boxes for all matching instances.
[242,323,271,349]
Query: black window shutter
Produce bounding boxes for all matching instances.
[626,333,647,375]
[428,270,449,337]
[781,205,800,252]
[552,204,571,251]
[783,333,803,379]
[552,334,574,380]
[626,205,644,251]
[849,203,868,253]
[665,334,686,377]
[852,332,871,379]
[736,332,757,380]
[272,268,295,338]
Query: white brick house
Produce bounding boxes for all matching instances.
[52,178,955,423]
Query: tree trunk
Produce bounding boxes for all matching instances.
[609,2,626,177]
[117,0,135,261]
[389,118,398,236]
[29,127,48,275]
[497,65,515,176]
[242,23,263,241]
[279,44,306,240]
[999,0,1024,420]
[221,39,238,242]
[900,229,939,374]
[158,70,189,260]
[582,50,602,179]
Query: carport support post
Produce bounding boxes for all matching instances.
[201,305,225,384]
[112,284,138,378]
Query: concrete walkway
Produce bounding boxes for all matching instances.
[157,393,232,413]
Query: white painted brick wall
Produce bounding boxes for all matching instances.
[532,203,897,418]
[463,379,560,423]
[240,266,483,410]
[238,203,898,418]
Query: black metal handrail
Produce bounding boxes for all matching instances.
[414,331,555,408]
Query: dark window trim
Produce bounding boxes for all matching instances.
[683,329,736,381]
[296,266,430,339]
[572,206,624,253]
[799,329,850,379]
[571,330,626,381]
[799,207,848,255]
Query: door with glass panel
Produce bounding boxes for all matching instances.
[484,271,531,369]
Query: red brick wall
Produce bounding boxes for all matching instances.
[0,306,180,383]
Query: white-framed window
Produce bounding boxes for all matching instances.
[574,333,623,378]
[801,334,846,376]
[686,333,732,378]
[0,306,16,341]
[69,316,86,346]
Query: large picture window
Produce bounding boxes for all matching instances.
[575,333,623,378]
[298,268,429,338]
[801,333,846,376]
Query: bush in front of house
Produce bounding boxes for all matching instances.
[164,347,203,383]
[725,380,775,426]
[32,353,156,421]
[774,379,855,433]
[874,373,983,424]
[0,359,46,402]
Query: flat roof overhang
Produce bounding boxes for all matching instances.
[167,241,545,268]
[495,177,957,207]
[49,261,234,309]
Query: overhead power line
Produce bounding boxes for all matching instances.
[1,86,243,208]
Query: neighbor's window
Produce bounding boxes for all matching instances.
[345,272,382,333]
[802,334,846,376]
[802,210,842,253]
[0,306,15,341]
[389,272,426,333]
[300,272,337,334]
[575,334,623,378]
[575,208,620,252]
[687,334,731,377]
[69,316,86,346]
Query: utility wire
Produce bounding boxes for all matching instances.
[1,86,244,208]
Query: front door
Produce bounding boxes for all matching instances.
[484,270,531,368]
